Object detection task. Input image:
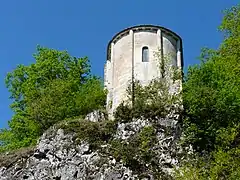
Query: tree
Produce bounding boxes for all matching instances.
[183,4,240,153]
[0,45,106,151]
[176,4,240,179]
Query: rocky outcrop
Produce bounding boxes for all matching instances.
[0,127,136,180]
[115,117,183,176]
[0,116,185,180]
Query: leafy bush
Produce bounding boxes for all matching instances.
[59,118,118,150]
[109,126,158,173]
[114,79,182,124]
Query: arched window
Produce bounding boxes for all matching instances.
[142,46,149,62]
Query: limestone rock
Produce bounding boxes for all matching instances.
[0,127,136,180]
[0,116,185,180]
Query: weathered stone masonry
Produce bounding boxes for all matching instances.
[104,25,183,115]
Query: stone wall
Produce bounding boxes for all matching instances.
[105,25,183,115]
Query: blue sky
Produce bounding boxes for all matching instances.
[0,0,238,128]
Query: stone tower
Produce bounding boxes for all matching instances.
[104,25,183,115]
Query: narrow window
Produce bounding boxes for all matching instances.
[142,46,149,62]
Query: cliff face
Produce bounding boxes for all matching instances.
[0,115,185,180]
[0,128,134,180]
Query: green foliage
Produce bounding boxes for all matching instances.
[178,4,240,179]
[109,126,158,174]
[59,118,117,150]
[174,148,240,180]
[219,4,240,38]
[183,3,240,153]
[28,77,106,130]
[0,46,106,152]
[174,160,207,180]
[114,78,182,123]
[113,102,133,123]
